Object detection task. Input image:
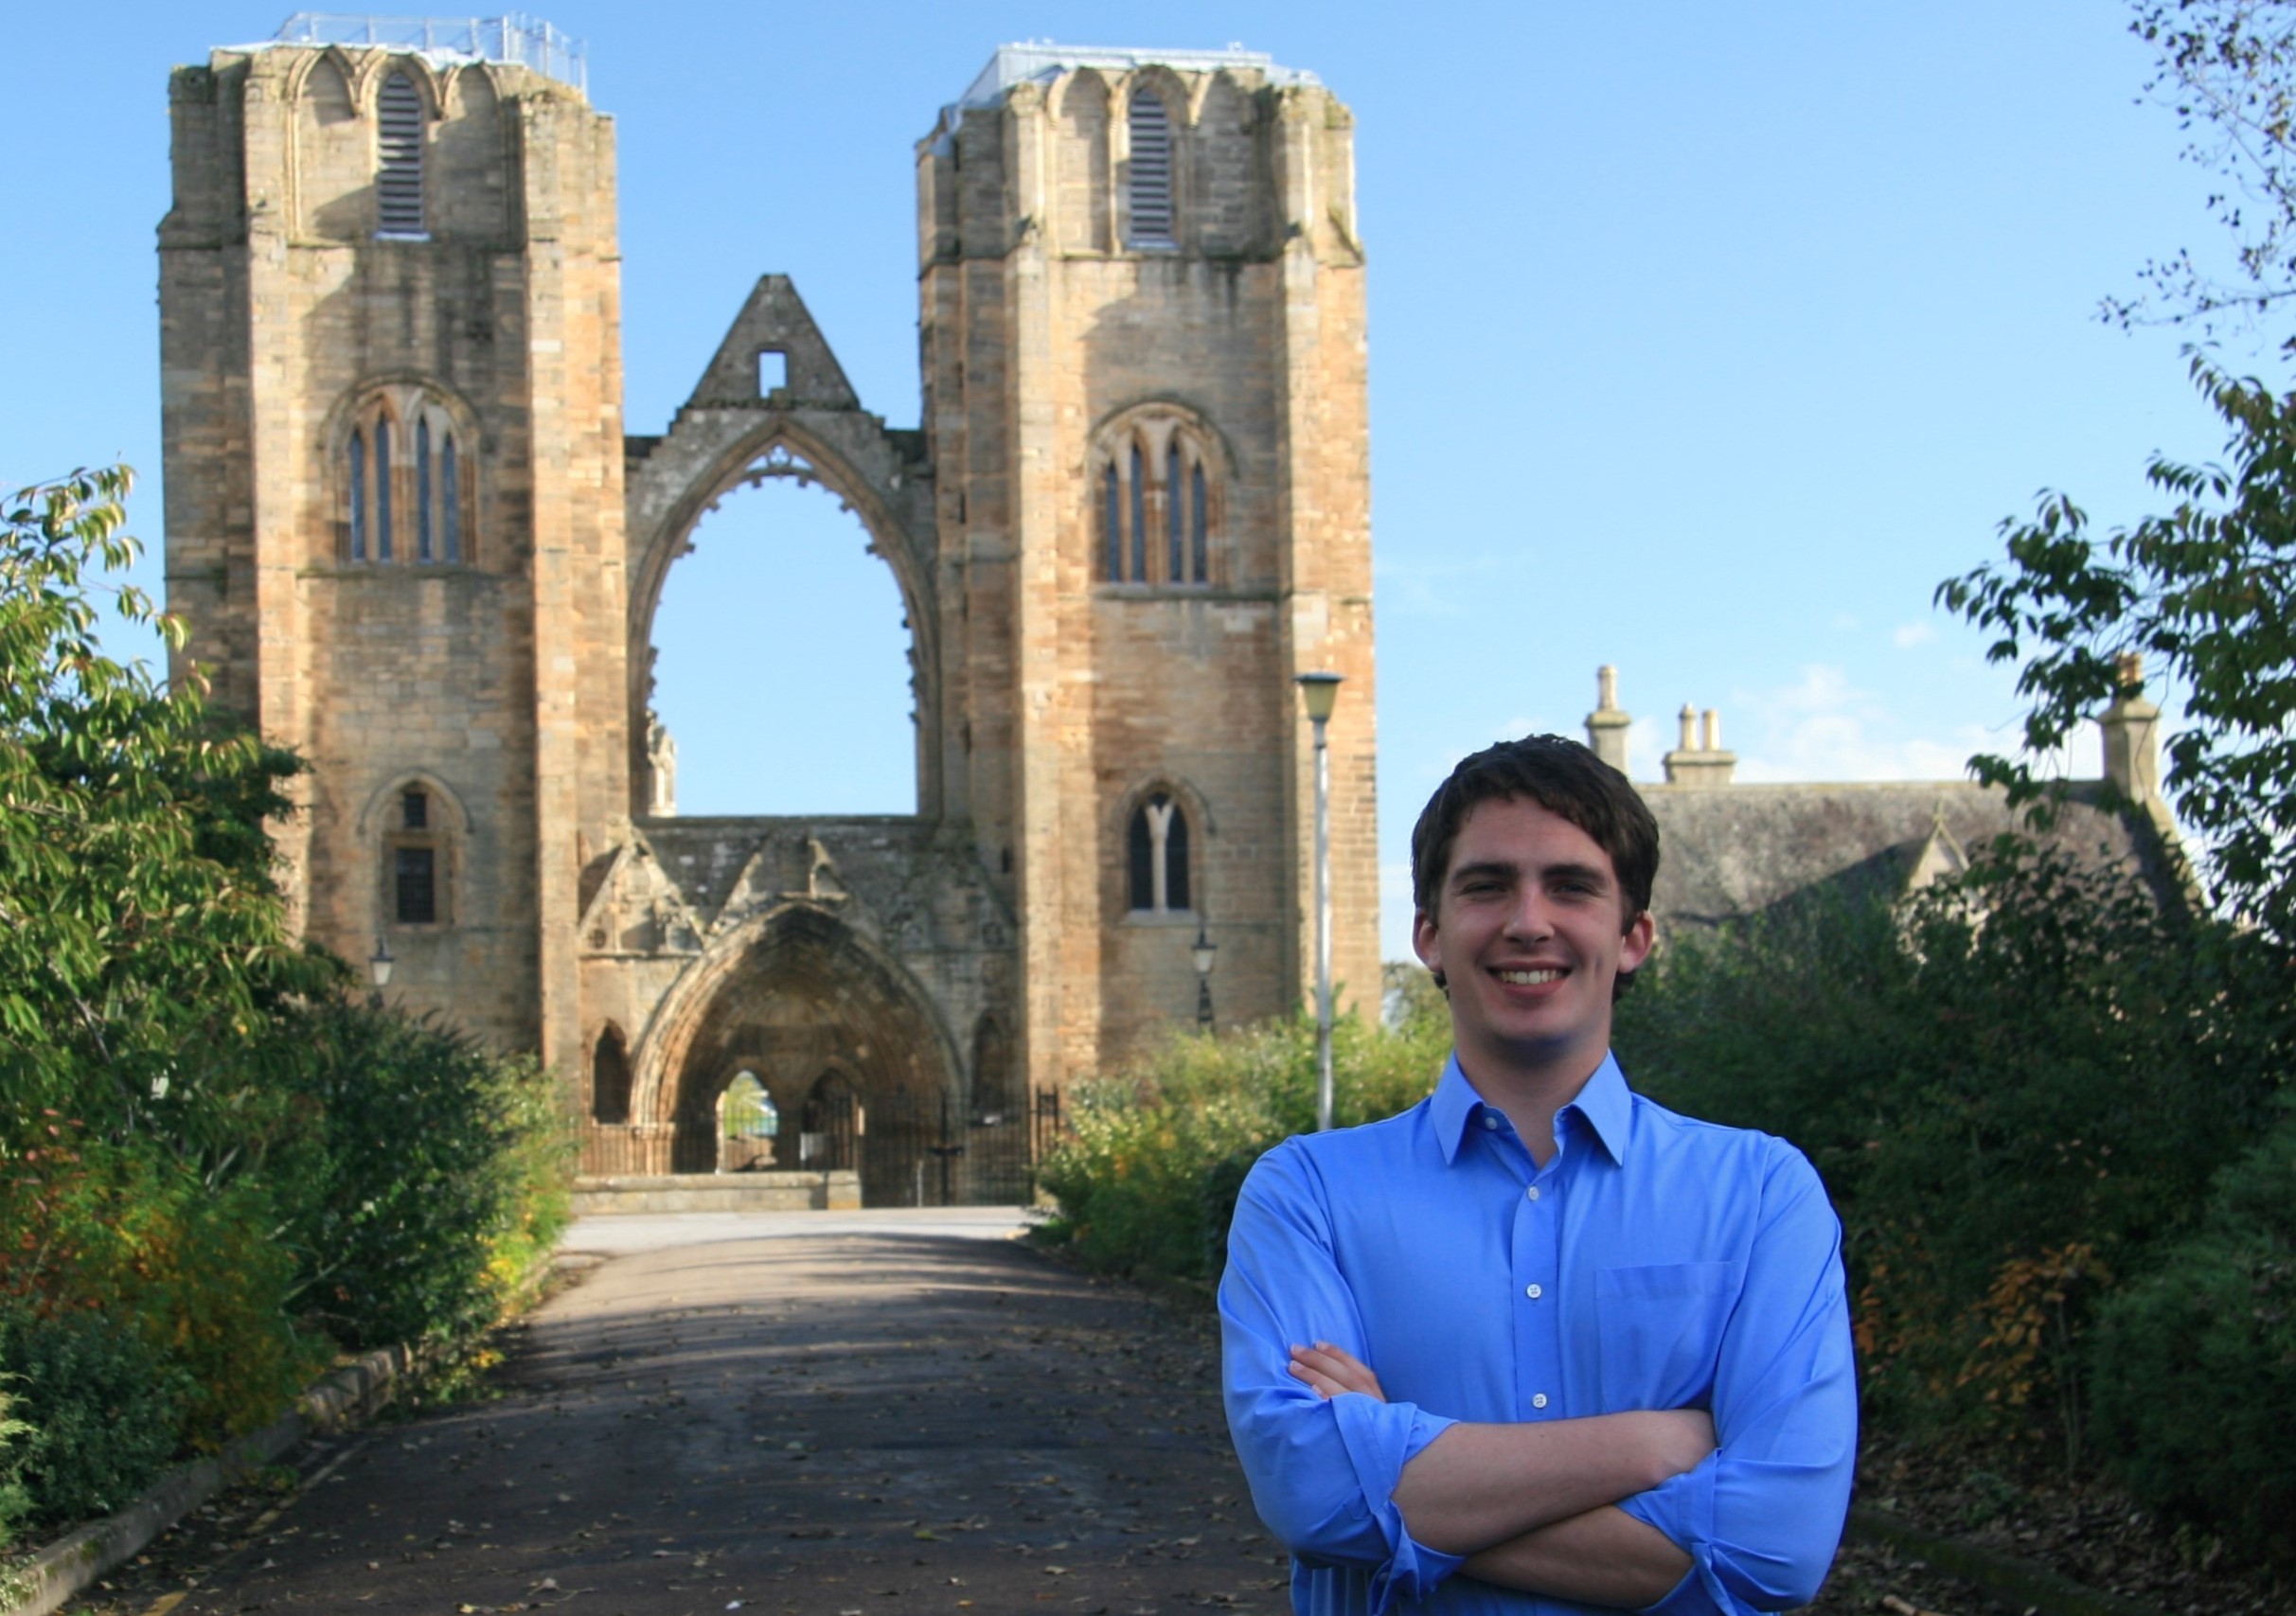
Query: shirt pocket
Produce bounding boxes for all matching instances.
[1593,1260,1742,1412]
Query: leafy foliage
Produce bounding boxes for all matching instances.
[2089,1097,2296,1565]
[1037,1003,1451,1283]
[0,1304,188,1533]
[2109,1,2296,344]
[0,467,332,1169]
[0,470,574,1544]
[265,1000,575,1352]
[1614,842,2287,1466]
[1939,360,2296,944]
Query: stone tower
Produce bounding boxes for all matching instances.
[161,28,1379,1203]
[160,22,625,1062]
[917,45,1380,1089]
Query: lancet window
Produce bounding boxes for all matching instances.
[1095,413,1219,586]
[1129,791,1193,914]
[343,386,471,564]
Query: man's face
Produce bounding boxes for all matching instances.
[1412,795,1654,1085]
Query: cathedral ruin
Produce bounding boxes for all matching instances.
[158,23,1380,1205]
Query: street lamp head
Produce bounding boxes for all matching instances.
[1295,670,1344,724]
[368,933,395,989]
[1190,921,1219,979]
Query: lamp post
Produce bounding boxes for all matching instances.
[367,933,395,1007]
[1191,920,1219,1030]
[1295,671,1344,1131]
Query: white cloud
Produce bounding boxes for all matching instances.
[1725,664,1993,783]
[1892,620,1937,649]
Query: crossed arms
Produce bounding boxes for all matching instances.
[1290,1341,1709,1608]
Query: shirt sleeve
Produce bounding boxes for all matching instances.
[1219,1141,1465,1612]
[1617,1143,1858,1614]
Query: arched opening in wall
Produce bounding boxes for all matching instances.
[655,907,960,1203]
[799,1071,861,1173]
[648,471,916,814]
[592,1025,631,1123]
[717,1069,778,1172]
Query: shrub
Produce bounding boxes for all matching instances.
[0,1380,32,1553]
[2089,1099,2296,1565]
[263,1000,575,1351]
[1614,841,2287,1465]
[0,1305,187,1530]
[1038,1001,1451,1283]
[0,1130,318,1455]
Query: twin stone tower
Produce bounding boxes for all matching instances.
[159,29,1380,1203]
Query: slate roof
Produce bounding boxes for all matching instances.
[1640,778,2181,936]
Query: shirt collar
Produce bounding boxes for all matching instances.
[1431,1050,1634,1167]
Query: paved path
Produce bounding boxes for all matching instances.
[74,1212,1290,1616]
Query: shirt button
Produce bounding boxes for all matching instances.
[1482,1115,1500,1131]
[1532,1394,1549,1410]
[1525,1284,1543,1300]
[1525,1185,1541,1201]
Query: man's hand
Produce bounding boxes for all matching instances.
[1288,1341,1386,1401]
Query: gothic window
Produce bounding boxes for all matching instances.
[348,429,367,560]
[376,71,426,237]
[1128,88,1175,247]
[592,1025,632,1123]
[341,386,472,565]
[375,417,395,560]
[1102,462,1122,582]
[417,417,435,561]
[380,779,455,929]
[1093,411,1218,587]
[1129,791,1192,913]
[1129,444,1148,581]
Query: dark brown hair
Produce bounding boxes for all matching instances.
[1410,735,1660,995]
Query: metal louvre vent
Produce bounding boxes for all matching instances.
[1128,90,1174,246]
[376,73,425,236]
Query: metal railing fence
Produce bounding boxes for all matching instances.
[271,13,587,92]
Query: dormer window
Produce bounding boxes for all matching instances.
[376,72,426,237]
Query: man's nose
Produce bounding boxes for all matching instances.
[1502,889,1556,942]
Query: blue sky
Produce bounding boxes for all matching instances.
[4,4,2250,959]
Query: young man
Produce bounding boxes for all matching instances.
[1219,736,1855,1614]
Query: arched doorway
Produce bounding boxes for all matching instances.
[717,1068,779,1171]
[650,905,961,1205]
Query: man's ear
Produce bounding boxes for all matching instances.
[1411,907,1448,993]
[1619,909,1655,974]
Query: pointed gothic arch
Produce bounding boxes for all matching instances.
[627,419,939,819]
[630,903,963,1203]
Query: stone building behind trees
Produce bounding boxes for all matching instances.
[159,23,1379,1205]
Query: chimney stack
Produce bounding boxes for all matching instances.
[2100,652,2165,810]
[1663,702,1737,789]
[1584,665,1632,774]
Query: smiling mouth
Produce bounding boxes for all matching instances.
[1494,968,1565,986]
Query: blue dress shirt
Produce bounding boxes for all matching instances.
[1219,1053,1856,1615]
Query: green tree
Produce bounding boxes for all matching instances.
[1938,361,2296,944]
[0,467,331,1165]
[2109,1,2296,346]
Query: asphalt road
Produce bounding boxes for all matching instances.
[71,1211,1290,1616]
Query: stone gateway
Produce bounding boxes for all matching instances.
[159,27,1380,1204]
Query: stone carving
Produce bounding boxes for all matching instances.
[646,709,678,816]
